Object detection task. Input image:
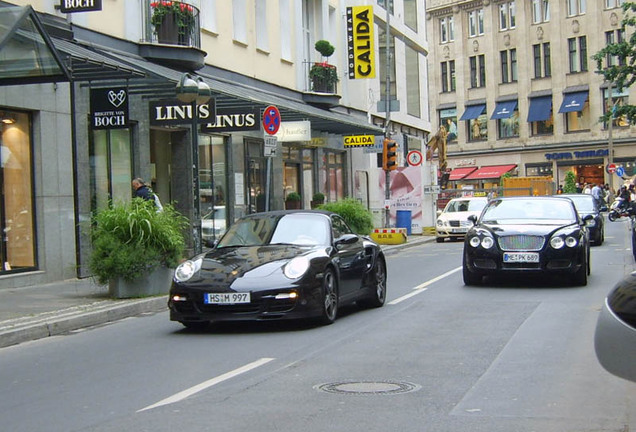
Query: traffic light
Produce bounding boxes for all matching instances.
[382,139,398,171]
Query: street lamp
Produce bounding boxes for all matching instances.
[176,73,211,255]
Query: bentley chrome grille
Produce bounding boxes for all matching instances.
[498,235,544,251]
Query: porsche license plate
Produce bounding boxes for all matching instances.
[503,252,539,263]
[204,293,251,304]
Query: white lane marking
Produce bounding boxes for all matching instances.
[138,357,275,412]
[388,266,462,305]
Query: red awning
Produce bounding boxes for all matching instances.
[448,167,478,181]
[464,164,517,180]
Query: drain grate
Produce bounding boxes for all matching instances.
[315,381,420,395]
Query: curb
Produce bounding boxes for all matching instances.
[0,296,168,348]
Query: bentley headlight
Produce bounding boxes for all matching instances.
[469,236,481,247]
[283,256,310,279]
[550,236,565,249]
[565,236,578,247]
[174,258,203,282]
[481,236,494,249]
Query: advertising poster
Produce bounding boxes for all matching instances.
[379,166,423,234]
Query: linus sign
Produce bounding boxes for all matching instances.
[346,6,375,79]
[90,88,128,130]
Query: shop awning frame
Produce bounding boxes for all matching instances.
[527,95,553,122]
[448,166,478,180]
[464,164,517,180]
[558,91,589,113]
[459,104,486,121]
[490,101,518,120]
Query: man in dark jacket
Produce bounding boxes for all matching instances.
[132,178,154,201]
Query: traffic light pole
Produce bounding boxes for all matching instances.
[383,4,391,228]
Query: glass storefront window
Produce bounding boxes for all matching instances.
[439,108,458,142]
[0,110,36,272]
[468,113,488,141]
[566,100,590,132]
[324,151,345,202]
[90,129,133,211]
[199,134,226,239]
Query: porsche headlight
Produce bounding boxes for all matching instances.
[174,258,203,282]
[283,256,310,279]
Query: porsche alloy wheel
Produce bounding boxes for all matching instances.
[319,268,338,325]
[359,258,387,308]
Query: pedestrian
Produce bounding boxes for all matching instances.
[132,178,163,211]
[591,183,604,208]
[583,183,592,195]
[575,182,583,193]
[556,185,563,194]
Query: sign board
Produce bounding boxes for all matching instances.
[60,0,102,13]
[262,105,281,135]
[149,99,215,126]
[607,163,617,174]
[264,136,278,157]
[202,108,260,132]
[90,87,128,129]
[407,150,423,166]
[616,166,625,177]
[274,121,311,142]
[344,135,375,148]
[346,6,375,79]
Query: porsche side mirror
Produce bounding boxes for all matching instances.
[335,234,359,246]
[594,271,636,383]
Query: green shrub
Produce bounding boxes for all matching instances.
[89,199,189,284]
[319,198,374,235]
[563,171,577,194]
[314,40,335,58]
[285,191,301,201]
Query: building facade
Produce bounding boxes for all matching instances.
[426,0,634,193]
[0,0,430,289]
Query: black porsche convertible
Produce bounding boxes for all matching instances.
[169,210,387,328]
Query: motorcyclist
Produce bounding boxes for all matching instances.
[618,185,631,210]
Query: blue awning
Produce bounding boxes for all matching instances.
[558,91,588,113]
[527,95,552,122]
[490,100,517,119]
[459,104,486,121]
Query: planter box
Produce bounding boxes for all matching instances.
[109,266,174,299]
[155,12,192,46]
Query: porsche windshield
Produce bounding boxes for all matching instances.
[217,213,330,247]
[481,199,577,224]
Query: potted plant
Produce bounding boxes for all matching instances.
[311,192,325,209]
[89,199,189,298]
[309,40,338,93]
[150,1,195,45]
[285,191,302,210]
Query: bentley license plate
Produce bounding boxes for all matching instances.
[503,252,539,263]
[204,292,251,304]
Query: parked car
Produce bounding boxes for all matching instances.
[558,194,606,245]
[594,271,636,382]
[462,196,591,286]
[436,197,488,243]
[169,210,387,329]
[631,213,636,261]
[201,206,226,241]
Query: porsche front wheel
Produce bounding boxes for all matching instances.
[359,257,387,308]
[319,268,338,325]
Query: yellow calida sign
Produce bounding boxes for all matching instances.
[344,135,375,147]
[346,6,376,79]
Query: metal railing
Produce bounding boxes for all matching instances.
[143,1,201,48]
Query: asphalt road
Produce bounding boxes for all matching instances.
[1,219,635,432]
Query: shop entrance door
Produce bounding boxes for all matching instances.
[246,139,266,213]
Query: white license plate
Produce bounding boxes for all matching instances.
[503,252,539,263]
[451,228,467,233]
[204,292,251,304]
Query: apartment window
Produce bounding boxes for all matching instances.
[441,60,456,93]
[405,46,421,117]
[567,0,586,16]
[404,0,418,31]
[200,0,217,33]
[500,49,517,83]
[468,9,484,37]
[378,0,394,15]
[528,96,554,136]
[469,55,486,88]
[492,101,519,138]
[606,30,626,66]
[232,0,247,44]
[568,36,588,73]
[559,91,590,132]
[255,1,268,51]
[280,0,292,61]
[379,27,397,101]
[603,87,630,128]
[440,16,455,43]
[439,108,458,142]
[499,2,516,30]
[459,104,488,142]
[532,0,550,23]
[533,43,551,78]
[606,0,625,8]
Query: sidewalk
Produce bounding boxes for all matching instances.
[0,235,433,348]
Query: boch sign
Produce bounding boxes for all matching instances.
[90,87,129,130]
[60,0,102,13]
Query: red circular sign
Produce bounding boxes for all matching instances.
[607,163,617,174]
[262,105,281,135]
[407,150,423,166]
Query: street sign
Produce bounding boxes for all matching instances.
[607,163,617,174]
[264,136,277,157]
[407,150,423,166]
[616,166,625,177]
[262,105,281,135]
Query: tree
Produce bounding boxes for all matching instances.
[592,2,636,124]
[563,171,577,194]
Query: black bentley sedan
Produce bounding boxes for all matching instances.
[462,196,591,286]
[558,194,606,245]
[169,210,387,329]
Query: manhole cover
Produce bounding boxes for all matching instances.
[315,381,420,395]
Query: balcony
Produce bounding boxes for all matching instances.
[302,61,341,108]
[140,1,206,70]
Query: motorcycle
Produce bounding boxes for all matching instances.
[608,197,633,221]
